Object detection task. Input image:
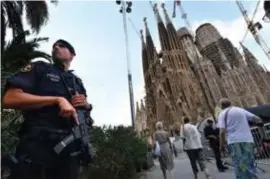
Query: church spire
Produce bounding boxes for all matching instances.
[240,42,262,71]
[136,101,140,114]
[143,17,151,38]
[140,29,146,47]
[150,1,162,23]
[143,17,157,62]
[160,2,181,50]
[140,99,145,109]
[240,42,258,63]
[263,64,269,72]
[161,3,172,25]
[161,2,189,69]
[150,2,171,51]
[140,29,149,73]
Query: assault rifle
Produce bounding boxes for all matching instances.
[53,108,93,166]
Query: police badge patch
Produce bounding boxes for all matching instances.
[20,64,32,72]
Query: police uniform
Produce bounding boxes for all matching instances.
[5,61,88,179]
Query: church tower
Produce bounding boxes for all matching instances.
[240,43,270,102]
[136,3,270,134]
[148,3,209,124]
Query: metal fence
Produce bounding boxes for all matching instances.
[251,123,270,166]
[202,123,270,166]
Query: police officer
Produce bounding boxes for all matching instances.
[2,39,92,179]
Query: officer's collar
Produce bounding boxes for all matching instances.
[53,63,74,73]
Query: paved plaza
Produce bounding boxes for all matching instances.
[140,153,270,179]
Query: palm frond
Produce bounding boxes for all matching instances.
[26,36,49,49]
[2,31,51,72]
[24,1,49,33]
[2,1,24,37]
[1,3,6,53]
[16,1,23,14]
[7,30,29,48]
[28,51,52,62]
[4,33,48,53]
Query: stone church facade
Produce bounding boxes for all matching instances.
[135,3,270,134]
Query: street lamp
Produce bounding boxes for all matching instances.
[116,1,135,128]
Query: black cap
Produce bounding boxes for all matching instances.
[53,39,76,55]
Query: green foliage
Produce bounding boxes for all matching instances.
[1,30,52,97]
[1,0,54,151]
[1,0,56,73]
[81,126,149,179]
[1,110,23,154]
[1,119,149,179]
[2,30,52,73]
[1,0,57,52]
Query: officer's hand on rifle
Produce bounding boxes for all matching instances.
[71,94,92,111]
[57,97,79,124]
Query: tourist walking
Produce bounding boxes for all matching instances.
[182,116,211,179]
[153,121,174,179]
[218,98,264,179]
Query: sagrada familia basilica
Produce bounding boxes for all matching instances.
[135,3,270,134]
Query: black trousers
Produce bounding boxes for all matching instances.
[209,140,224,170]
[186,149,205,174]
[8,135,79,179]
[8,156,79,179]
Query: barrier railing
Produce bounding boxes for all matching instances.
[251,123,270,166]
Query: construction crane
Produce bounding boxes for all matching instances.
[236,0,270,60]
[239,0,260,44]
[128,17,141,39]
[172,0,195,37]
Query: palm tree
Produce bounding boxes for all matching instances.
[1,0,57,52]
[2,30,52,72]
[1,1,57,165]
[1,30,52,96]
[1,30,52,154]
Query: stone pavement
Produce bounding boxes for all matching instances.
[140,153,270,179]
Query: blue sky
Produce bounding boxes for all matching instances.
[20,0,270,126]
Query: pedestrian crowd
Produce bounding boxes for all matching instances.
[151,98,266,179]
